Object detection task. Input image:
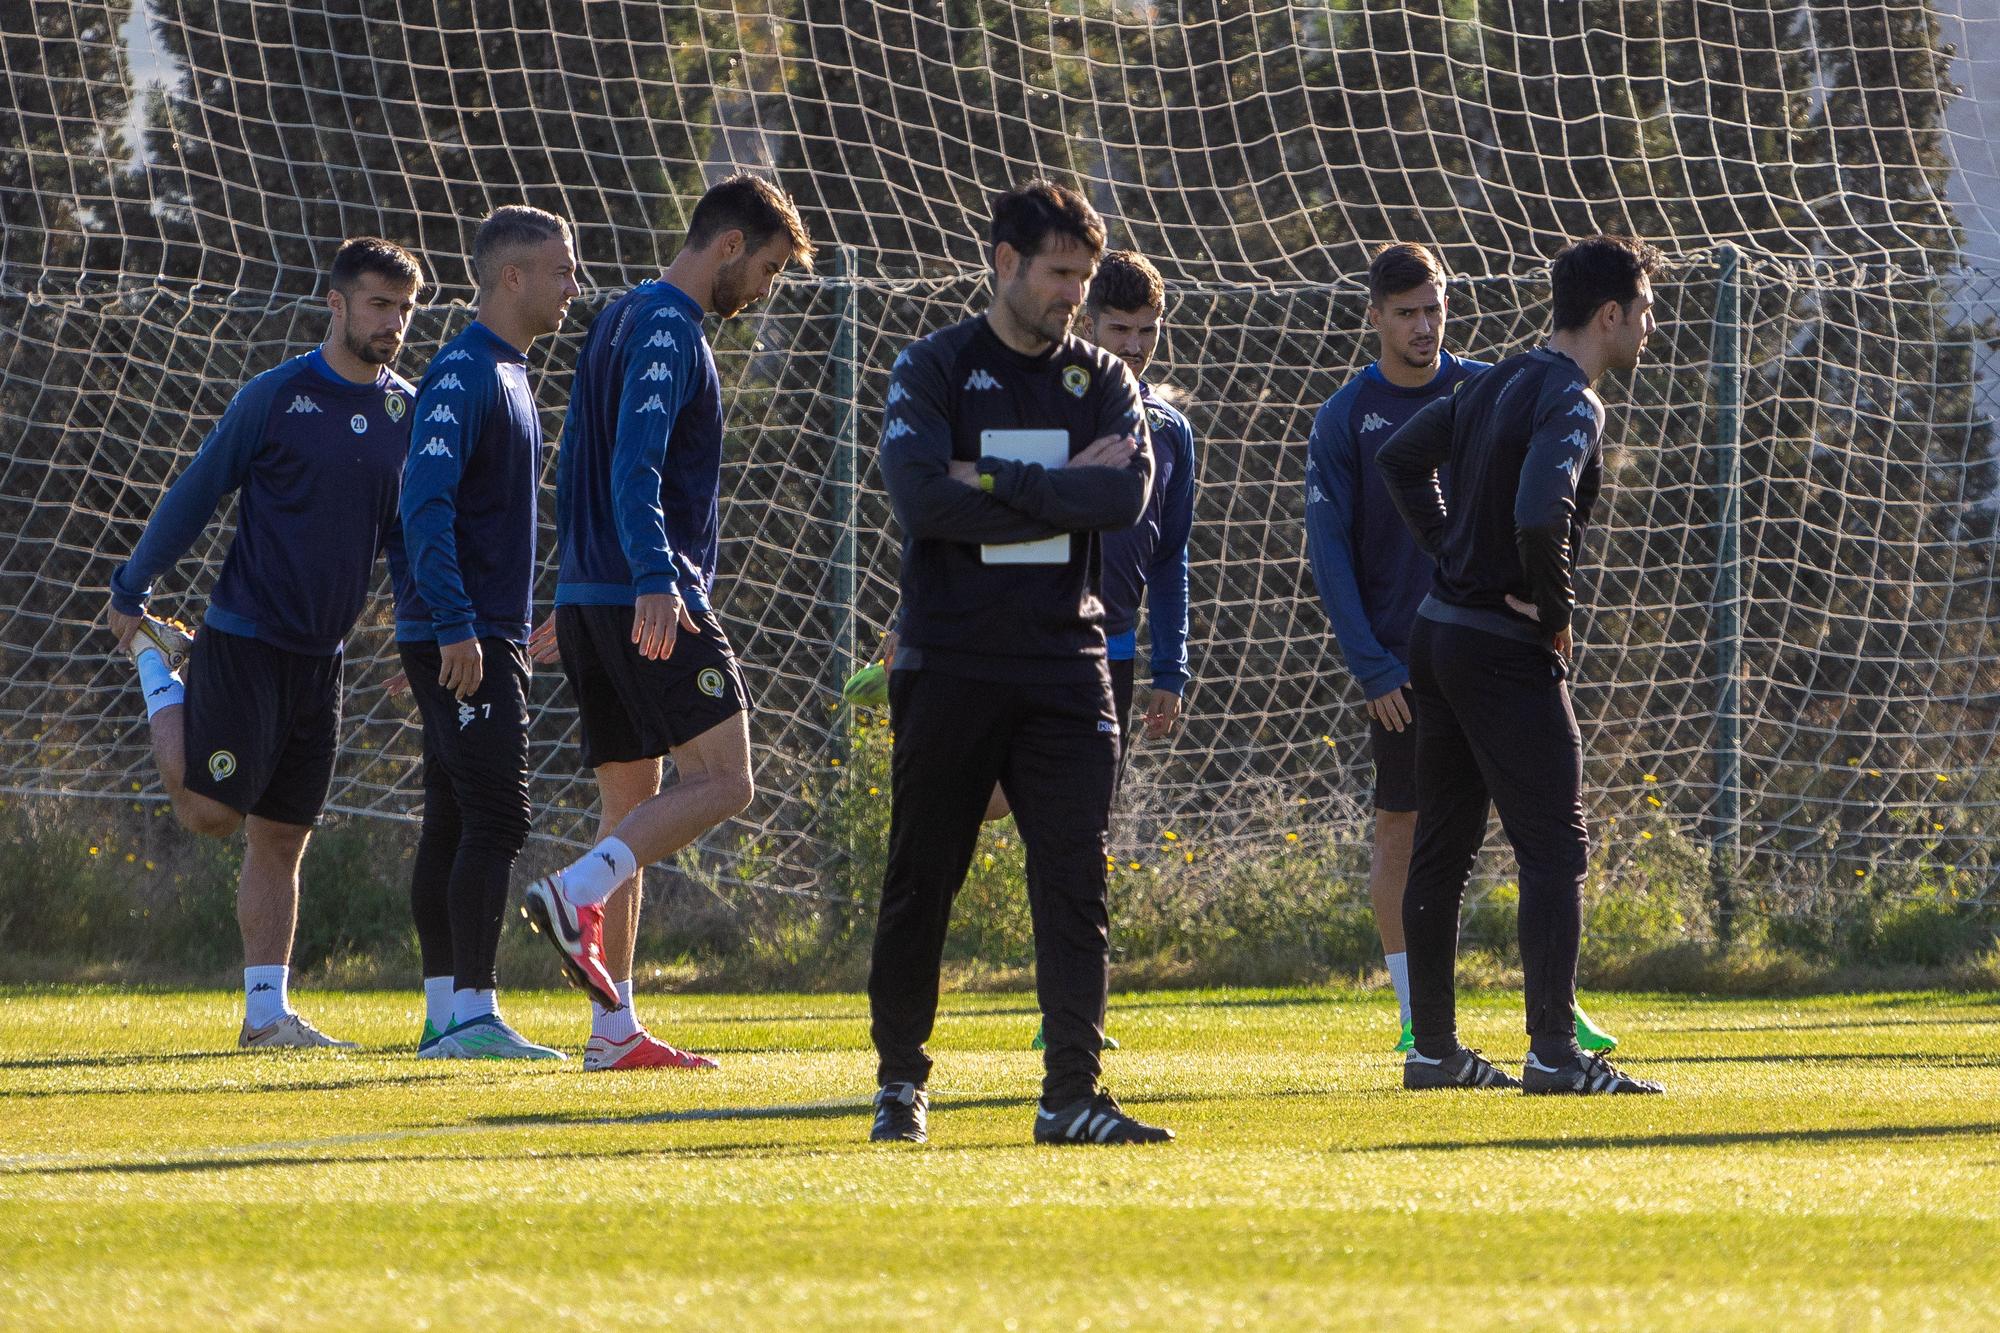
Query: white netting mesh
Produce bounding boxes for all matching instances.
[4,2,1999,925]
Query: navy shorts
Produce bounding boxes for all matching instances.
[1369,712,1418,814]
[180,628,341,826]
[555,603,751,768]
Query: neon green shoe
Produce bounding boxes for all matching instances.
[842,660,888,708]
[416,1019,446,1058]
[1574,1005,1619,1053]
[1031,1022,1118,1051]
[1394,1020,1414,1053]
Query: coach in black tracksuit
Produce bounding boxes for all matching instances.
[868,182,1173,1147]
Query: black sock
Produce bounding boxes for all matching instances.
[1413,1033,1460,1061]
[1531,1036,1582,1066]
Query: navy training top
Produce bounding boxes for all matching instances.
[1303,350,1487,699]
[395,320,542,645]
[554,280,724,613]
[110,349,414,657]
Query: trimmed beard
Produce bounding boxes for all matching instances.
[345,328,399,367]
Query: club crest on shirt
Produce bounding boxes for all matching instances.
[1062,365,1091,398]
[697,668,726,698]
[384,392,407,421]
[208,750,237,781]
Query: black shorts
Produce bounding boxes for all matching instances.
[556,603,751,768]
[1369,712,1418,814]
[181,628,341,826]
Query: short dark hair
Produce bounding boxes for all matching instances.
[1086,249,1165,314]
[328,236,424,295]
[990,179,1106,264]
[1367,242,1447,305]
[686,173,817,271]
[1549,234,1662,332]
[471,205,571,288]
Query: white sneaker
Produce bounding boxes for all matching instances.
[238,1012,359,1049]
[130,615,194,671]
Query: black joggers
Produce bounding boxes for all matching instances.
[868,666,1120,1108]
[1401,614,1589,1063]
[400,637,534,993]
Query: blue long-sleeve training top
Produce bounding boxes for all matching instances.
[554,279,724,613]
[1375,344,1606,644]
[110,349,415,657]
[1101,382,1197,694]
[394,321,542,645]
[1303,350,1486,699]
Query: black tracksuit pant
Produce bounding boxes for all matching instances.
[869,666,1120,1108]
[1402,614,1588,1062]
[400,637,534,993]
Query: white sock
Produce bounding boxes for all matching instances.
[244,965,291,1028]
[1385,951,1412,1028]
[452,988,498,1026]
[592,978,639,1043]
[423,976,455,1033]
[135,648,185,719]
[558,837,638,908]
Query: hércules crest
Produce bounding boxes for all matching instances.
[1062,365,1090,398]
[384,393,407,421]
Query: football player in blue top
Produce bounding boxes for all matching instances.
[1307,242,1620,1057]
[393,205,580,1062]
[107,236,425,1049]
[520,175,816,1071]
[1378,234,1662,1095]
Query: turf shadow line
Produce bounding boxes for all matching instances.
[1368,1120,2000,1155]
[0,1095,1047,1176]
[0,1140,893,1179]
[0,1071,475,1101]
[1663,1014,1997,1035]
[1659,1051,2000,1067]
[0,1049,250,1072]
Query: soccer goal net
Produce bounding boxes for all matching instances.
[5,2,1999,934]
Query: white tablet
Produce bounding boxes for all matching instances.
[979,429,1072,565]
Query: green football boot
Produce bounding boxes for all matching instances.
[417,1018,447,1058]
[841,660,889,708]
[1394,1019,1414,1053]
[1574,1004,1620,1053]
[1031,1022,1118,1051]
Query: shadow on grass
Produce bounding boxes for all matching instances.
[1372,1120,2000,1154]
[4,1139,1001,1179]
[1661,1013,1997,1035]
[1657,1051,2000,1067]
[0,1070,469,1100]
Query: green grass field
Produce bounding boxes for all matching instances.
[3,986,1998,1330]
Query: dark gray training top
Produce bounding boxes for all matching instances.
[879,313,1154,685]
[1375,344,1606,644]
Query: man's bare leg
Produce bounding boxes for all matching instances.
[1371,808,1418,1046]
[606,713,754,865]
[593,756,663,1001]
[147,701,243,839]
[241,815,311,967]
